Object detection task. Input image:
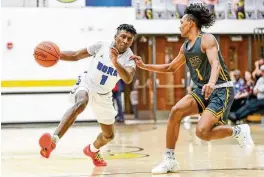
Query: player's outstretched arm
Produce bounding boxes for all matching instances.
[130,45,186,73]
[60,48,90,61]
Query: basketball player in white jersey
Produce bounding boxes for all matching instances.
[38,24,137,166]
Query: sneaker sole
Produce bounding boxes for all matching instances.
[151,171,169,174]
[83,147,107,167]
[40,149,50,158]
[151,168,179,174]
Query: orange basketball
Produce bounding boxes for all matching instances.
[34,41,60,67]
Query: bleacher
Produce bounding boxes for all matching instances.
[133,0,264,20]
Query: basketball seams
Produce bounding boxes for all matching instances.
[35,56,57,62]
[34,41,60,67]
[45,41,60,56]
[46,60,57,67]
[35,47,58,59]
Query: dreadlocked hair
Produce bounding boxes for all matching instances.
[184,3,215,29]
[117,24,137,35]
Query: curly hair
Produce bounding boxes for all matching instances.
[184,3,215,29]
[117,24,137,35]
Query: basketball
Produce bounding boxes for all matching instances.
[34,41,60,67]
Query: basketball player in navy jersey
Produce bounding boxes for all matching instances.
[38,24,137,166]
[131,4,254,174]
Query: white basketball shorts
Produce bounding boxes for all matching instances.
[69,73,117,125]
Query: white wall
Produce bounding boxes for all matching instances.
[1,8,135,81]
[1,94,96,123]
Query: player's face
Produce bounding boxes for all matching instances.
[115,30,134,53]
[179,15,191,37]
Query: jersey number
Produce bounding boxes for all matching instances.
[100,75,108,85]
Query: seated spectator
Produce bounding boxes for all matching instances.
[252,57,264,81]
[230,69,246,111]
[233,69,245,94]
[229,65,264,122]
[244,71,256,100]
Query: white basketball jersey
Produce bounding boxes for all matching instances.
[84,41,135,94]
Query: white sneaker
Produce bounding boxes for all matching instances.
[151,158,179,174]
[234,124,254,148]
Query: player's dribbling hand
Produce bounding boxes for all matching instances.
[110,47,119,64]
[130,55,145,68]
[202,82,215,100]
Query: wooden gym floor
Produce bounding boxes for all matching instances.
[1,122,264,177]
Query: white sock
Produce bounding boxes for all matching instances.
[232,126,241,137]
[52,135,60,144]
[90,143,99,152]
[165,148,175,159]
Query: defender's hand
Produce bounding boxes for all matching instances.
[202,82,215,100]
[110,47,119,64]
[130,55,145,68]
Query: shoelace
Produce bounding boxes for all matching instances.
[94,152,104,161]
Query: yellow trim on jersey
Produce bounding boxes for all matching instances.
[218,68,230,124]
[221,87,230,124]
[1,80,76,87]
[190,92,206,110]
[219,69,225,81]
[224,88,230,107]
[220,66,229,82]
[195,68,204,81]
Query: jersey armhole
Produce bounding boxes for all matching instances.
[200,34,220,53]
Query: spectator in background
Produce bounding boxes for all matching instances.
[203,0,219,14]
[130,79,139,119]
[173,0,189,18]
[230,70,246,111]
[244,71,256,100]
[233,69,245,95]
[144,0,153,19]
[232,0,245,19]
[252,58,264,81]
[113,80,125,122]
[254,65,264,108]
[229,65,264,122]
